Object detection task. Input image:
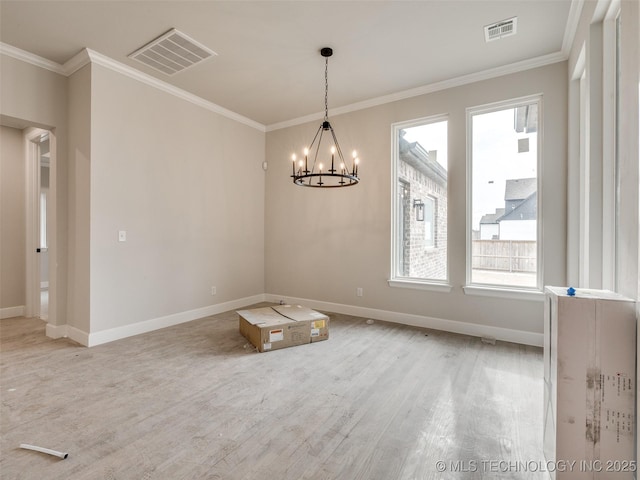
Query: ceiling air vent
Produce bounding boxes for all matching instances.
[128,28,217,75]
[484,17,517,42]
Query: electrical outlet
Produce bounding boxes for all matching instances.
[211,286,217,296]
[118,230,127,242]
[356,287,363,297]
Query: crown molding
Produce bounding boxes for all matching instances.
[1,43,265,132]
[62,49,91,76]
[83,49,265,132]
[266,50,567,132]
[3,39,569,135]
[0,42,66,75]
[562,0,585,57]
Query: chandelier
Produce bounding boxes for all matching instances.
[290,47,360,188]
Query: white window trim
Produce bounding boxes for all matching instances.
[578,63,590,288]
[465,94,544,295]
[388,278,453,293]
[601,3,621,290]
[566,45,585,286]
[463,285,544,302]
[389,113,449,289]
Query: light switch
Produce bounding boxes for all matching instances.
[118,230,127,242]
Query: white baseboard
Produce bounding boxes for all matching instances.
[86,294,266,347]
[264,293,543,347]
[67,325,89,345]
[46,322,66,339]
[42,292,543,348]
[45,322,89,345]
[0,305,25,319]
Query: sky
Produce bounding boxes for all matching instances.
[402,119,448,170]
[402,108,537,229]
[471,108,537,229]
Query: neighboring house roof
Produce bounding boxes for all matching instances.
[504,177,536,201]
[480,208,505,225]
[500,191,537,221]
[398,133,447,186]
[478,177,537,227]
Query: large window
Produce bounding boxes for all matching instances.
[391,116,448,284]
[468,97,541,289]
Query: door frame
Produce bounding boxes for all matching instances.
[24,127,56,325]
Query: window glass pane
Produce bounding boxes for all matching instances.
[470,103,538,288]
[393,119,447,281]
[40,192,47,248]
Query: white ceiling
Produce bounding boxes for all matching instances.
[0,1,575,128]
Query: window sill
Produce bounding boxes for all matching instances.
[463,285,544,301]
[388,279,453,293]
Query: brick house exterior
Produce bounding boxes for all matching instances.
[397,131,447,280]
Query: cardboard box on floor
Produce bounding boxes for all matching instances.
[543,287,636,476]
[237,305,329,353]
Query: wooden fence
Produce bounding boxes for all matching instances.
[472,240,536,273]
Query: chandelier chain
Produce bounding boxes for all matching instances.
[324,57,329,122]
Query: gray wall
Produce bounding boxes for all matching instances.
[1,52,266,340]
[265,62,568,336]
[66,63,91,333]
[87,63,266,334]
[0,54,68,326]
[0,126,26,311]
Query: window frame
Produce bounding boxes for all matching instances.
[602,4,621,290]
[389,114,451,292]
[464,95,544,297]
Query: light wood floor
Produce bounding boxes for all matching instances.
[1,304,545,479]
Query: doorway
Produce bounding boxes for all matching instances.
[24,127,54,324]
[38,134,50,319]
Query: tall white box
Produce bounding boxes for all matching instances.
[544,286,636,479]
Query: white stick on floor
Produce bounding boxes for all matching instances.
[19,443,68,459]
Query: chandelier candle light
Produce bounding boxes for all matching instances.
[290,47,360,188]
